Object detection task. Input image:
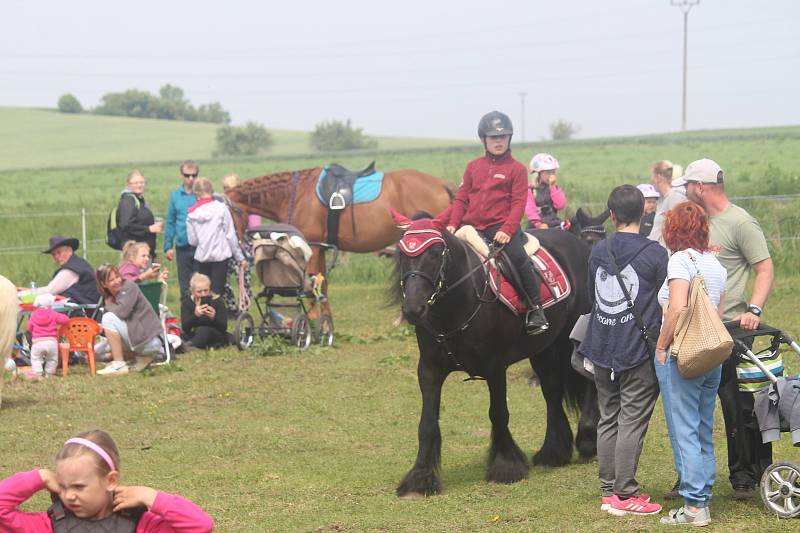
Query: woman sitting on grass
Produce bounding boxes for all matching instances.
[95,264,164,375]
[181,273,228,352]
[118,241,168,284]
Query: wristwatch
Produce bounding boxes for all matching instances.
[747,304,763,317]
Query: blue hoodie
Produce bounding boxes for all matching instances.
[579,232,668,373]
[163,186,197,252]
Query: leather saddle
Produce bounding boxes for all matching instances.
[318,161,376,210]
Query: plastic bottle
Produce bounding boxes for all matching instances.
[29,281,36,290]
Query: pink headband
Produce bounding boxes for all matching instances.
[64,438,116,471]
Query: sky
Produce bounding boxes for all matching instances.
[2,0,798,140]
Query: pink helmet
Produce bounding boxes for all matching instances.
[636,183,660,199]
[529,153,559,173]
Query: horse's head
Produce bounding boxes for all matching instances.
[390,210,449,324]
[569,208,609,248]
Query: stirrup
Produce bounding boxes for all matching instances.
[525,307,549,336]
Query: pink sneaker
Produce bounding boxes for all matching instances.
[601,493,651,511]
[607,494,661,516]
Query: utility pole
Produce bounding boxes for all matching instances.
[519,92,527,143]
[671,0,700,131]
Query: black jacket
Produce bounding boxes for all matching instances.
[181,294,228,335]
[117,192,156,256]
[54,255,100,305]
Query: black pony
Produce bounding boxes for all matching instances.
[568,208,610,248]
[390,212,598,497]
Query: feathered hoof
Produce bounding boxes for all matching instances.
[532,448,571,468]
[396,469,442,498]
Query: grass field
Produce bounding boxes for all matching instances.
[0,107,464,170]
[3,280,799,531]
[2,120,800,530]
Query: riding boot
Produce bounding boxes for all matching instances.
[519,261,549,336]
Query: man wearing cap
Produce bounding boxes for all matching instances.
[678,158,775,499]
[164,159,199,300]
[649,160,687,246]
[28,236,100,305]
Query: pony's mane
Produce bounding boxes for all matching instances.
[231,167,321,199]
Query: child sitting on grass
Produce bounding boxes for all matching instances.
[0,428,214,532]
[26,293,69,379]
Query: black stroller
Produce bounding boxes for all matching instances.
[728,322,800,518]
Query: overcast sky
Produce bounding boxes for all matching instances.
[2,0,798,140]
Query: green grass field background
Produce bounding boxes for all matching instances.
[1,110,799,531]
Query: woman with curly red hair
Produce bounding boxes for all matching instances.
[654,202,728,526]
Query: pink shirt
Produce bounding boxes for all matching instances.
[524,185,566,224]
[0,470,214,533]
[118,261,142,283]
[26,309,69,342]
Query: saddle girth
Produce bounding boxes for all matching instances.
[49,497,145,533]
[318,161,376,246]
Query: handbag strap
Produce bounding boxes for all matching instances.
[606,240,655,357]
[682,249,709,291]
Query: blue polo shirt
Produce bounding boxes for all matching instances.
[164,186,197,251]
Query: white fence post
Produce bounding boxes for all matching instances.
[81,208,87,260]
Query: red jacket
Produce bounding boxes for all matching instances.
[447,151,528,236]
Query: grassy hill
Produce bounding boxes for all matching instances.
[0,107,464,170]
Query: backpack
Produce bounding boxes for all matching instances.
[106,193,140,250]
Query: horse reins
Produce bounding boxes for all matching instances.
[401,240,502,380]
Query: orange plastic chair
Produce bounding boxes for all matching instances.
[58,317,102,377]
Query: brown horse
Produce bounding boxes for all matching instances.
[227,167,455,315]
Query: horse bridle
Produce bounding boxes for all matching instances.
[400,240,501,379]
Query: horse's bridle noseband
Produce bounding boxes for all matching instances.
[400,239,501,380]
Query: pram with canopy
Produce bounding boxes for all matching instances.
[728,321,800,518]
[232,224,337,351]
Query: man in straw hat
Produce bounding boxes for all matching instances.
[24,236,100,305]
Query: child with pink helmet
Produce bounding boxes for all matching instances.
[526,153,567,229]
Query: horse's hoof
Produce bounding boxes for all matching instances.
[398,491,426,500]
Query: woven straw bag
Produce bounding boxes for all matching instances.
[672,252,733,379]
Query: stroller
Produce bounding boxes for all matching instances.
[232,224,337,352]
[728,321,800,518]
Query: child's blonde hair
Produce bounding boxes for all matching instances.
[120,240,150,263]
[193,177,214,197]
[56,429,120,476]
[222,173,240,192]
[189,272,214,294]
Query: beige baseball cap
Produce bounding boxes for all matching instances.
[672,158,724,186]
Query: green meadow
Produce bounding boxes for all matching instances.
[2,112,800,530]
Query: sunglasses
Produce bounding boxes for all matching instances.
[182,172,198,178]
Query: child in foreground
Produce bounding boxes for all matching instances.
[26,294,69,379]
[0,429,213,532]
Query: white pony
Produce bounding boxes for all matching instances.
[0,275,18,409]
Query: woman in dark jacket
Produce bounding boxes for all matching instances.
[117,170,162,258]
[181,273,228,350]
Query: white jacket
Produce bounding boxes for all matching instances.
[186,199,245,263]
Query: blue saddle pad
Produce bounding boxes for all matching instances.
[315,169,385,205]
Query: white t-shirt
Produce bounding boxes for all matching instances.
[657,249,727,308]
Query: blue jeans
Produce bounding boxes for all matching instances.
[655,354,722,508]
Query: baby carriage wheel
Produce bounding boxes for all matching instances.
[760,461,800,518]
[233,313,255,351]
[291,315,312,351]
[316,314,334,347]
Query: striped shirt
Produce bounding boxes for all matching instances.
[658,249,727,308]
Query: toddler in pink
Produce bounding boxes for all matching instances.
[26,294,69,377]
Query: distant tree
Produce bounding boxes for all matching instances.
[309,119,377,151]
[196,102,231,124]
[57,93,83,114]
[214,122,274,156]
[549,119,579,141]
[93,84,230,123]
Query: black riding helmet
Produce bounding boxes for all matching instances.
[477,111,514,139]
